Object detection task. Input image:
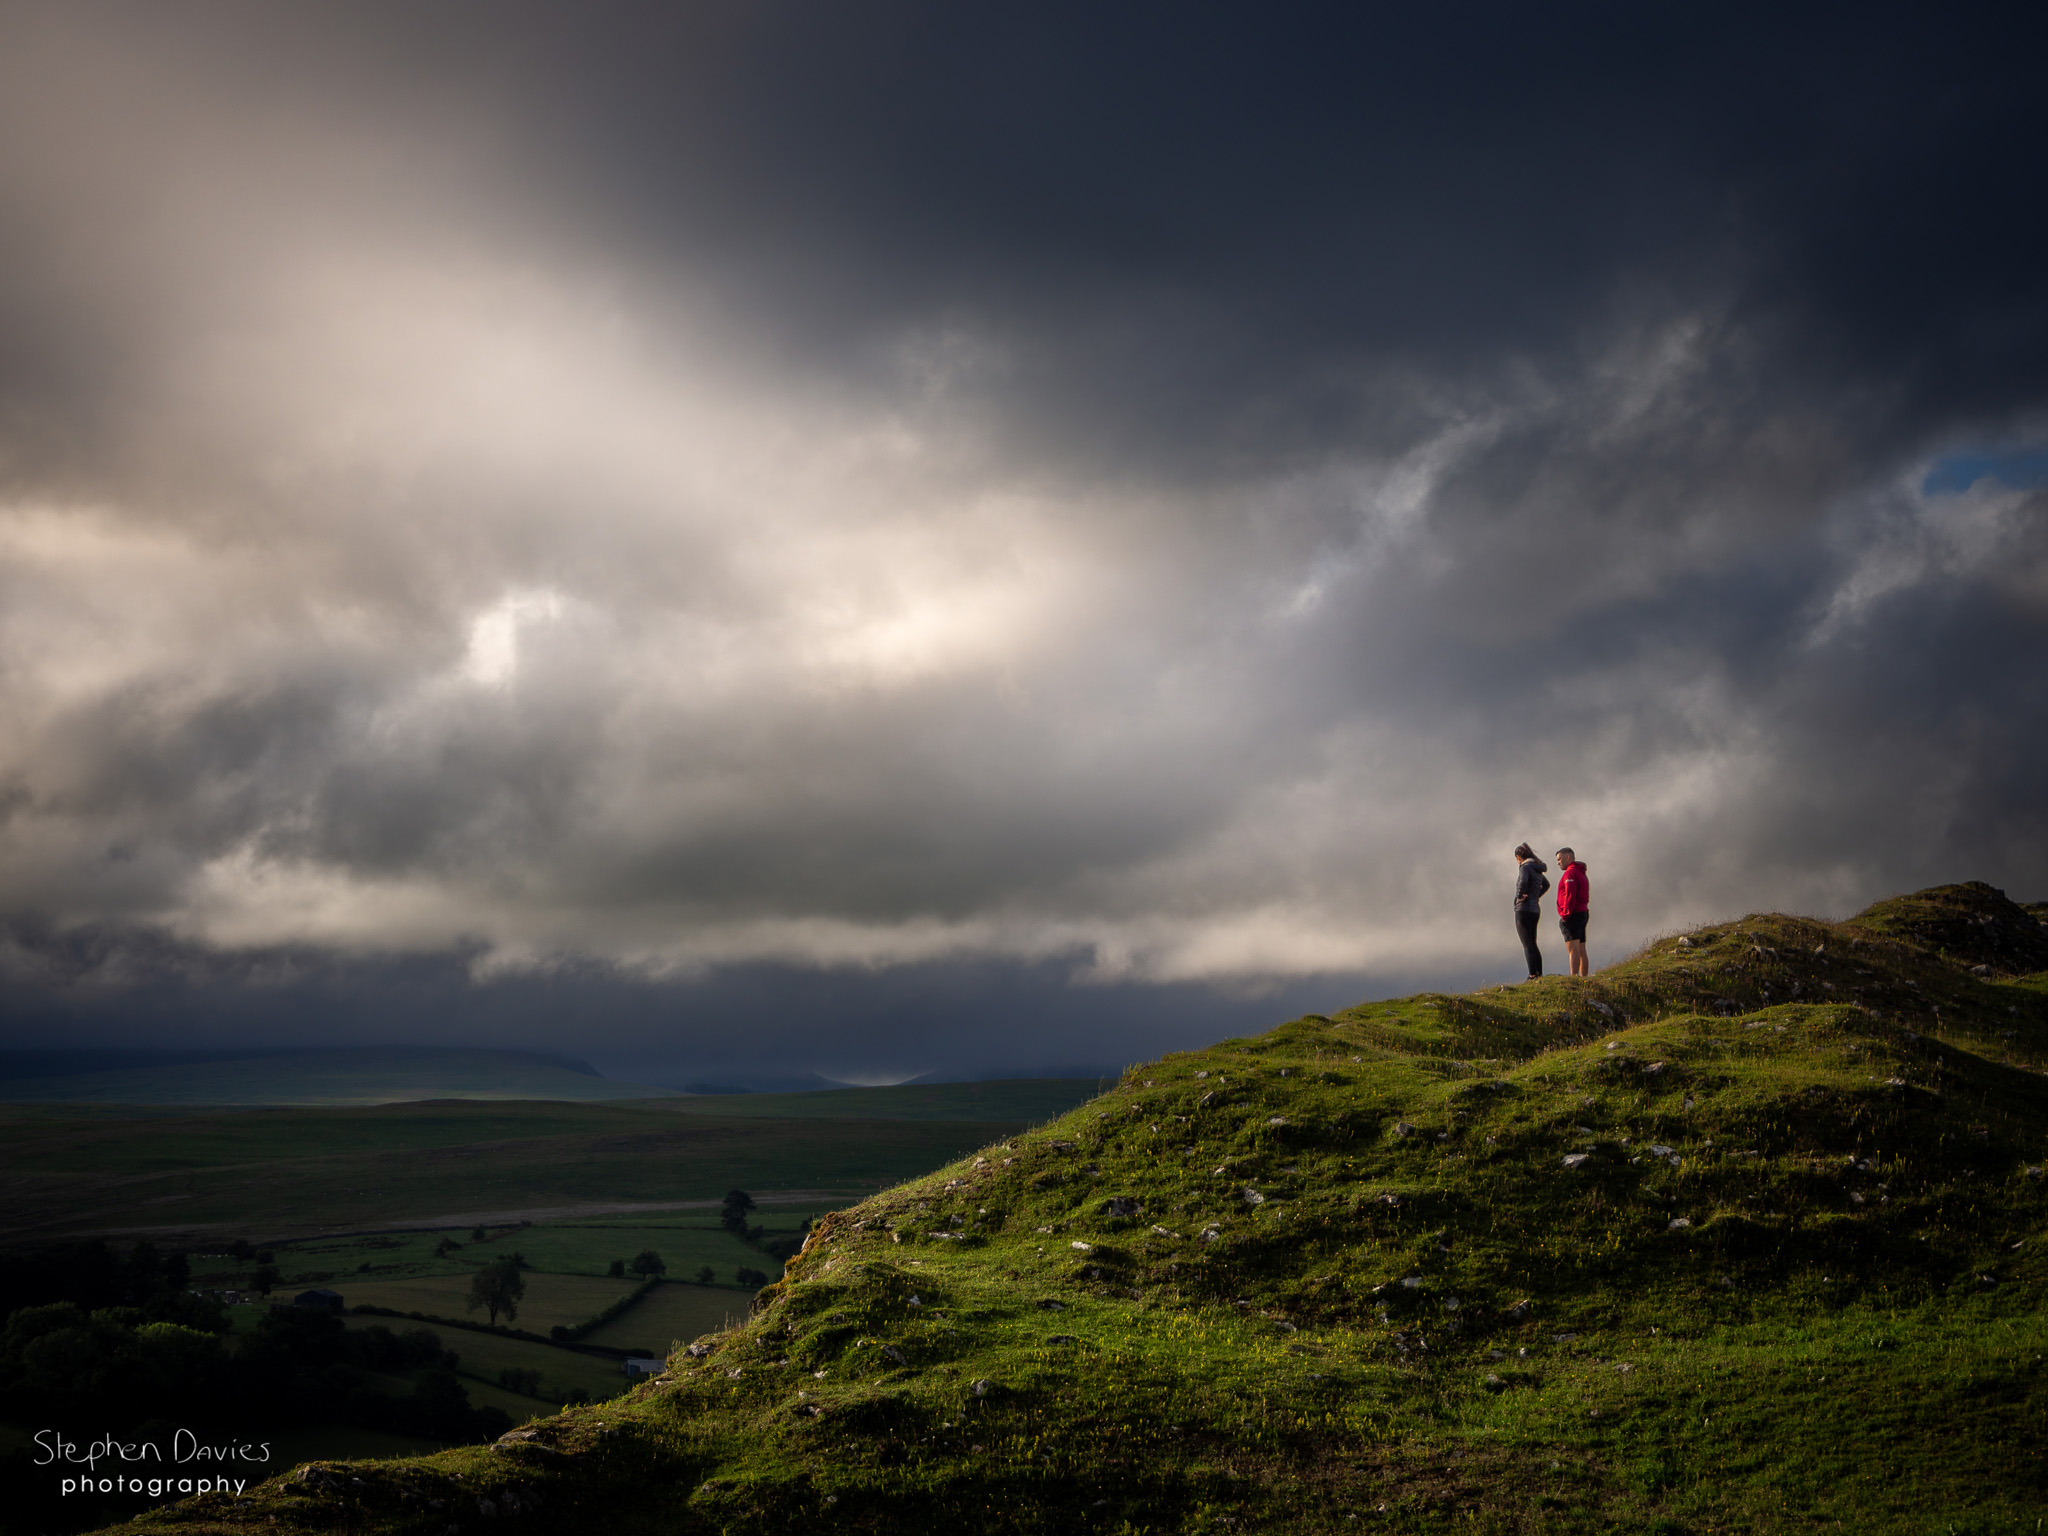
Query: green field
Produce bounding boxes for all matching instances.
[0,1079,1112,1536]
[339,1272,642,1331]
[0,1081,1103,1247]
[670,1080,1113,1123]
[0,1078,1107,1512]
[0,1047,684,1106]
[576,1281,754,1354]
[335,1316,630,1407]
[107,882,2048,1536]
[186,1208,830,1294]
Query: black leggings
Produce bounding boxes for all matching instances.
[1516,909,1543,977]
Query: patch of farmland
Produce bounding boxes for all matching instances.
[576,1280,753,1353]
[339,1315,626,1403]
[340,1271,639,1331]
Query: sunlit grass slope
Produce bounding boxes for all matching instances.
[123,883,2047,1535]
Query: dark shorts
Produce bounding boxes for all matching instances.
[1559,911,1588,943]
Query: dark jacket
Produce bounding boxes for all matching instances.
[1513,857,1550,912]
[1557,861,1589,917]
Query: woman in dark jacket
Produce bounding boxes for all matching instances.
[1512,844,1549,979]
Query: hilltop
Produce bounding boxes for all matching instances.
[111,883,2047,1534]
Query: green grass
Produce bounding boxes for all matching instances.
[105,882,2048,1534]
[250,1424,449,1466]
[339,1273,643,1331]
[576,1282,754,1355]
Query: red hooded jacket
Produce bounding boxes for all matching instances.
[1557,861,1589,917]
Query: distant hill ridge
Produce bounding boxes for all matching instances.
[0,1044,670,1105]
[111,883,2048,1534]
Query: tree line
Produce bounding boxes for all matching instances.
[0,1242,513,1536]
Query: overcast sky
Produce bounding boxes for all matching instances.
[1,2,2043,1083]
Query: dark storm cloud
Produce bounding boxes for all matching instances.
[0,915,1376,1086]
[492,3,2048,465]
[0,1,2043,1073]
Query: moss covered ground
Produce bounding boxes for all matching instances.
[111,883,2048,1534]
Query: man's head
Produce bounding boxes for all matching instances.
[1554,846,1575,865]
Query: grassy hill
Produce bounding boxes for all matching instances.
[111,883,2048,1534]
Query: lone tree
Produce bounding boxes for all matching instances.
[627,1249,666,1278]
[720,1188,756,1236]
[606,1258,626,1278]
[467,1254,526,1325]
[694,1265,715,1285]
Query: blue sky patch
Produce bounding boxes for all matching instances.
[1922,446,2048,496]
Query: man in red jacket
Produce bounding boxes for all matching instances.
[1554,847,1590,976]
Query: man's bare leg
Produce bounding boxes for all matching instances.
[1566,939,1589,976]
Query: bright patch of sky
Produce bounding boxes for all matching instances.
[1921,446,2048,496]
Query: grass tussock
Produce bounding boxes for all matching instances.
[115,883,2048,1535]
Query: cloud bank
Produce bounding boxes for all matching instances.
[0,2,2043,1074]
